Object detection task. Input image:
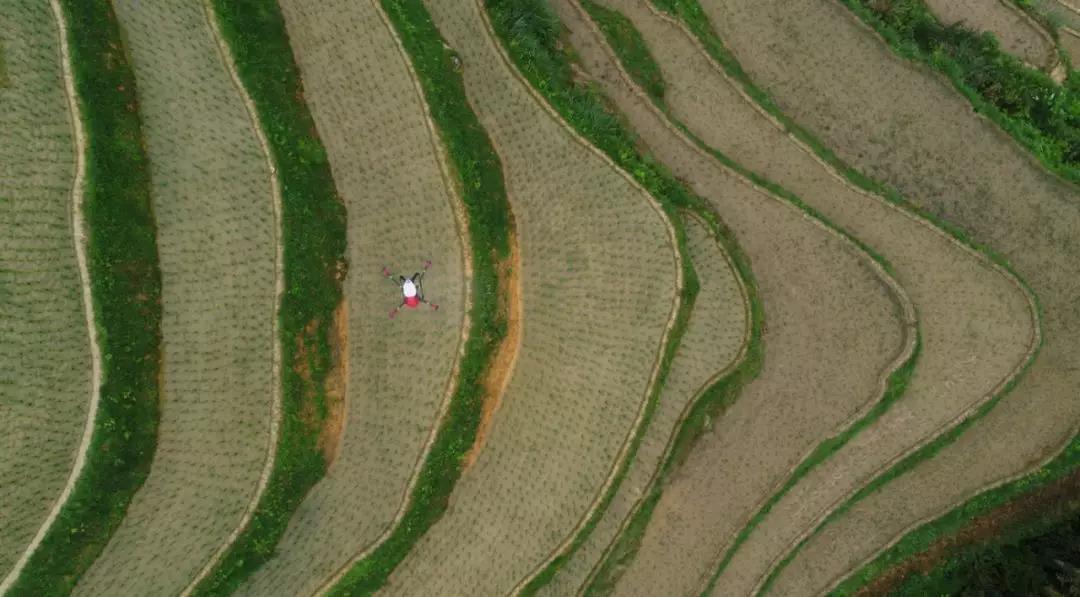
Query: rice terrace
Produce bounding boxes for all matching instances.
[3,0,1080,595]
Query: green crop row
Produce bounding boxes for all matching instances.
[325,0,512,594]
[8,1,164,594]
[191,0,347,593]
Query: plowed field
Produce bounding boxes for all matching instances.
[923,0,1057,71]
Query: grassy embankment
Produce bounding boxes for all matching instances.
[472,1,769,594]
[190,0,347,593]
[322,0,513,594]
[8,1,163,594]
[574,3,926,594]
[628,1,1052,594]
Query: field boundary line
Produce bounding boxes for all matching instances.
[312,0,476,593]
[614,4,1045,594]
[0,2,102,593]
[459,1,691,593]
[821,424,1080,596]
[179,2,286,593]
[557,3,921,594]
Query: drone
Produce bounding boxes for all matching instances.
[383,260,439,318]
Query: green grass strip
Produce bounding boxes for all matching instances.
[191,0,348,593]
[323,0,513,593]
[8,1,163,594]
[476,1,771,594]
[579,0,665,101]
[834,0,1080,183]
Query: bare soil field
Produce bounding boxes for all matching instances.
[541,3,910,595]
[372,0,682,594]
[572,2,1039,595]
[0,0,92,580]
[72,0,279,593]
[697,0,1080,593]
[924,0,1058,72]
[534,206,750,593]
[233,1,469,595]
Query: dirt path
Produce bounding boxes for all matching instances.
[463,228,522,471]
[0,2,102,592]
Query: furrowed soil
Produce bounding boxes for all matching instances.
[0,0,92,578]
[544,3,909,595]
[535,207,749,595]
[695,0,1080,594]
[233,1,469,595]
[1042,0,1080,67]
[570,2,1038,595]
[374,0,681,594]
[923,0,1057,71]
[72,1,278,594]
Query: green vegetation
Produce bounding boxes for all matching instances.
[831,436,1080,595]
[478,0,767,593]
[579,0,665,100]
[7,1,163,594]
[891,484,1080,595]
[191,0,347,593]
[325,0,512,593]
[836,0,1080,183]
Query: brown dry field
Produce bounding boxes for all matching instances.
[698,0,1080,594]
[543,2,910,595]
[923,0,1057,71]
[574,1,1039,595]
[235,1,469,595]
[379,0,682,594]
[74,1,278,593]
[0,0,91,580]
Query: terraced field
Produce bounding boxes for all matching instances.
[5,0,1080,595]
[233,1,469,594]
[695,0,1080,593]
[72,1,279,594]
[371,1,682,594]
[534,205,750,595]
[551,1,1040,595]
[923,0,1058,73]
[538,3,914,595]
[0,0,92,584]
